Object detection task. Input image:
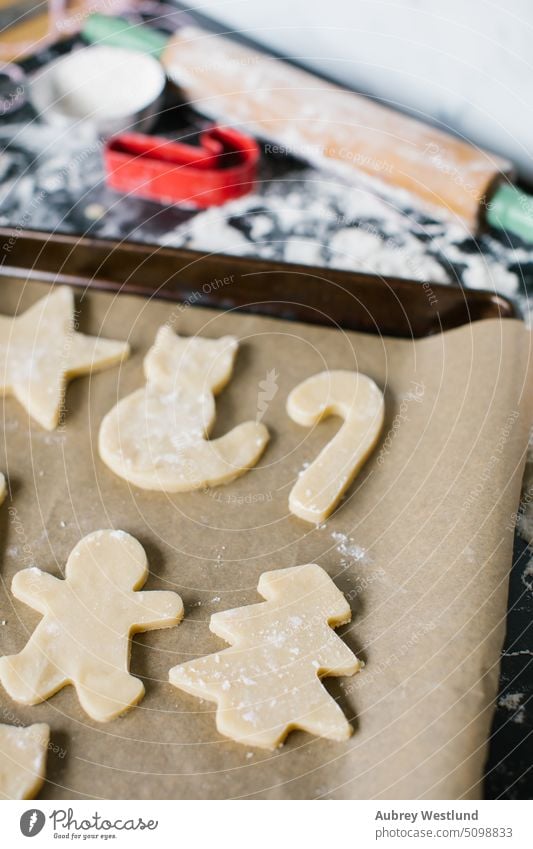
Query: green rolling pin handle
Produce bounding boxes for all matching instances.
[486,183,533,243]
[82,13,168,58]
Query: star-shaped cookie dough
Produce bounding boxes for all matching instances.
[0,286,129,430]
[0,722,49,800]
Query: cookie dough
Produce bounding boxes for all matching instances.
[0,530,183,722]
[99,326,269,491]
[170,563,361,749]
[0,722,49,799]
[0,286,129,430]
[287,371,384,523]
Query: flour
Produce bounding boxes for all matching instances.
[40,46,165,122]
[331,531,371,565]
[521,558,533,593]
[179,209,250,254]
[164,170,533,324]
[498,692,526,724]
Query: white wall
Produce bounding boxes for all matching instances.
[188,0,533,183]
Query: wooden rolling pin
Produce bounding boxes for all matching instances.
[84,14,533,239]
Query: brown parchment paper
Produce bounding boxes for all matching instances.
[0,278,531,801]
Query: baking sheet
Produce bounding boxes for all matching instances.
[0,278,531,800]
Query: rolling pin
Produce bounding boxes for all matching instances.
[84,14,533,240]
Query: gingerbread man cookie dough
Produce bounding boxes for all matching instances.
[99,326,269,492]
[0,530,183,722]
[287,371,384,523]
[170,564,361,749]
[0,722,49,799]
[0,286,129,430]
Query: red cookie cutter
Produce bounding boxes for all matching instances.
[104,125,260,207]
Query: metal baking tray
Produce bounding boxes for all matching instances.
[0,228,528,800]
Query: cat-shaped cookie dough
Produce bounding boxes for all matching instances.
[99,327,269,492]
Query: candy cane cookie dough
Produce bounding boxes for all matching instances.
[0,722,49,799]
[287,371,384,523]
[99,326,269,492]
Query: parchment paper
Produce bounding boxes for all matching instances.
[0,278,531,800]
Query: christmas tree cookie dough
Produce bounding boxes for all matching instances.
[287,371,384,523]
[99,326,269,491]
[0,722,49,799]
[0,530,183,722]
[170,564,361,749]
[0,286,129,430]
